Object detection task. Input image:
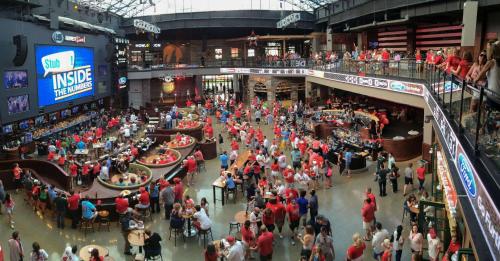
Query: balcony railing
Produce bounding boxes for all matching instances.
[129,58,499,176]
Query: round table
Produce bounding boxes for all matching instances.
[234,211,248,224]
[182,213,197,237]
[79,245,109,261]
[409,206,420,214]
[128,229,145,247]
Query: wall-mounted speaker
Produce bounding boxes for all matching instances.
[12,35,27,66]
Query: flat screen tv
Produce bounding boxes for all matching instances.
[7,94,30,115]
[4,70,28,89]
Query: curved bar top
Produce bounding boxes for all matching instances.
[0,159,70,190]
[382,133,423,161]
[136,148,182,168]
[80,142,195,200]
[155,124,204,141]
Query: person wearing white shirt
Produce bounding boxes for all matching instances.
[100,165,109,180]
[269,143,278,156]
[294,171,310,190]
[193,205,212,230]
[263,138,270,150]
[427,229,441,261]
[123,127,131,138]
[240,130,247,144]
[225,236,245,261]
[130,113,137,123]
[372,222,390,260]
[393,225,404,261]
[278,153,287,169]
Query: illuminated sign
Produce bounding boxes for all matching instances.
[52,31,86,44]
[277,13,301,29]
[133,19,161,34]
[389,81,424,95]
[436,151,457,216]
[118,76,127,89]
[35,45,94,107]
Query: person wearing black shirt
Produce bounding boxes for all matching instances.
[54,192,67,229]
[144,229,162,258]
[309,190,319,221]
[376,165,391,197]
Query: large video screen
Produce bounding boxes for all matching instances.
[7,94,30,115]
[35,45,95,107]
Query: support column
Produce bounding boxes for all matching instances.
[461,1,479,55]
[305,80,312,104]
[422,105,433,161]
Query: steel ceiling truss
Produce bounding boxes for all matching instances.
[75,0,155,17]
[283,0,336,11]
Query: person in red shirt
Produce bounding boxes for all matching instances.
[47,150,56,161]
[12,163,22,192]
[81,162,89,183]
[252,225,274,260]
[92,162,101,182]
[241,220,255,259]
[135,187,150,210]
[185,156,197,186]
[416,165,426,191]
[286,199,300,245]
[57,155,66,167]
[67,190,80,229]
[445,48,461,73]
[452,51,473,80]
[115,195,129,215]
[283,167,295,187]
[346,233,366,261]
[262,208,275,235]
[365,187,377,212]
[361,198,375,241]
[69,162,78,177]
[230,139,239,152]
[173,178,184,203]
[268,199,286,238]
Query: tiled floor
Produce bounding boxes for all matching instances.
[0,118,425,260]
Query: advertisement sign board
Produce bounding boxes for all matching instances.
[35,45,95,107]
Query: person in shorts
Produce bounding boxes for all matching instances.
[403,162,414,196]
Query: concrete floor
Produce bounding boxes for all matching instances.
[0,118,425,260]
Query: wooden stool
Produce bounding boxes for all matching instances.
[79,218,95,236]
[228,221,241,236]
[98,210,110,232]
[197,227,213,248]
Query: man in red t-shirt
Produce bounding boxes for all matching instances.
[361,198,375,241]
[115,195,129,215]
[186,156,197,186]
[416,165,426,191]
[12,163,22,192]
[67,190,80,229]
[252,226,274,260]
[135,187,150,210]
[286,199,300,245]
[173,178,184,203]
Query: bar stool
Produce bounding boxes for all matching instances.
[97,210,111,232]
[198,227,214,247]
[169,226,185,247]
[228,221,241,236]
[226,188,237,203]
[79,218,95,236]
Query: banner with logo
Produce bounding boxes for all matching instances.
[35,45,95,107]
[454,143,500,259]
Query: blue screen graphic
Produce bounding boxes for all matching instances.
[35,45,95,107]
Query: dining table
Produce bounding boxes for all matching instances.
[182,212,197,237]
[234,210,248,224]
[79,245,109,261]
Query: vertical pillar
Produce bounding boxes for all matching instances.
[326,27,333,52]
[305,80,312,104]
[283,39,286,58]
[422,105,433,161]
[461,1,479,54]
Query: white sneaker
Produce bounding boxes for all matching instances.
[279,234,283,239]
[291,240,296,246]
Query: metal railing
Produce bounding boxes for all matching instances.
[128,57,500,175]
